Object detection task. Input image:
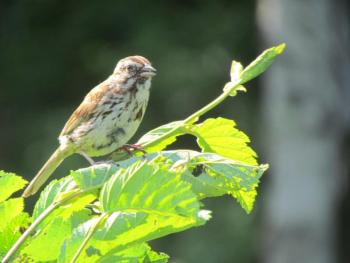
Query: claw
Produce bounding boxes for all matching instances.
[121,144,146,154]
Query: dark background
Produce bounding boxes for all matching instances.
[0,0,349,262]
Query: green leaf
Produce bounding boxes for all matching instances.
[189,117,257,165]
[223,83,247,97]
[58,159,209,262]
[0,171,30,257]
[150,150,266,213]
[0,171,27,202]
[59,211,206,262]
[0,213,31,258]
[33,175,95,224]
[71,163,119,191]
[100,160,200,217]
[58,215,100,263]
[21,210,91,262]
[0,197,31,258]
[99,243,169,263]
[143,246,169,263]
[109,150,266,213]
[32,176,77,219]
[198,160,266,213]
[136,121,185,152]
[222,60,245,96]
[0,198,24,230]
[71,158,145,193]
[239,43,286,84]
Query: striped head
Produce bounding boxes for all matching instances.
[113,55,156,78]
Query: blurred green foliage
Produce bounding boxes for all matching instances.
[0,1,261,262]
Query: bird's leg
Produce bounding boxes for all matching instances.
[80,151,96,165]
[121,144,146,154]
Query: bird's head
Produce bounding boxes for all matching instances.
[113,55,156,79]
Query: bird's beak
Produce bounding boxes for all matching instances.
[140,64,157,77]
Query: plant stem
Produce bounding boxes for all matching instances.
[184,87,234,124]
[1,203,57,263]
[141,125,183,149]
[142,83,240,149]
[1,190,85,263]
[70,213,108,263]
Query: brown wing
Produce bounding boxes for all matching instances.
[59,82,110,137]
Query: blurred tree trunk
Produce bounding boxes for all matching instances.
[257,0,349,263]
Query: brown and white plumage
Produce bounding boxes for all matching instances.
[22,55,156,197]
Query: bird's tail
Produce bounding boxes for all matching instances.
[22,147,73,198]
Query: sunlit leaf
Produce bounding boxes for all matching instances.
[0,171,30,258]
[100,160,200,217]
[0,171,27,202]
[0,212,31,258]
[32,176,77,219]
[111,150,266,213]
[58,159,208,262]
[59,211,207,262]
[0,198,24,230]
[71,163,119,191]
[239,43,286,84]
[189,117,257,165]
[136,121,184,152]
[21,210,91,262]
[193,158,266,213]
[99,243,169,263]
[33,175,95,223]
[223,83,247,97]
[151,150,266,213]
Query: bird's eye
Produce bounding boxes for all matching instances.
[126,65,135,71]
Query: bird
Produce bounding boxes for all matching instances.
[22,55,156,197]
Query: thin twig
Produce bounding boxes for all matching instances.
[1,203,58,263]
[2,190,84,263]
[141,83,241,150]
[70,213,108,263]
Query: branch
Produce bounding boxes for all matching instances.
[70,213,108,263]
[141,82,242,150]
[2,190,86,263]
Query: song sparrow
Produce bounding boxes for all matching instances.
[22,55,156,197]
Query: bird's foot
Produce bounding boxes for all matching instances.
[80,151,96,165]
[93,160,118,166]
[121,144,146,155]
